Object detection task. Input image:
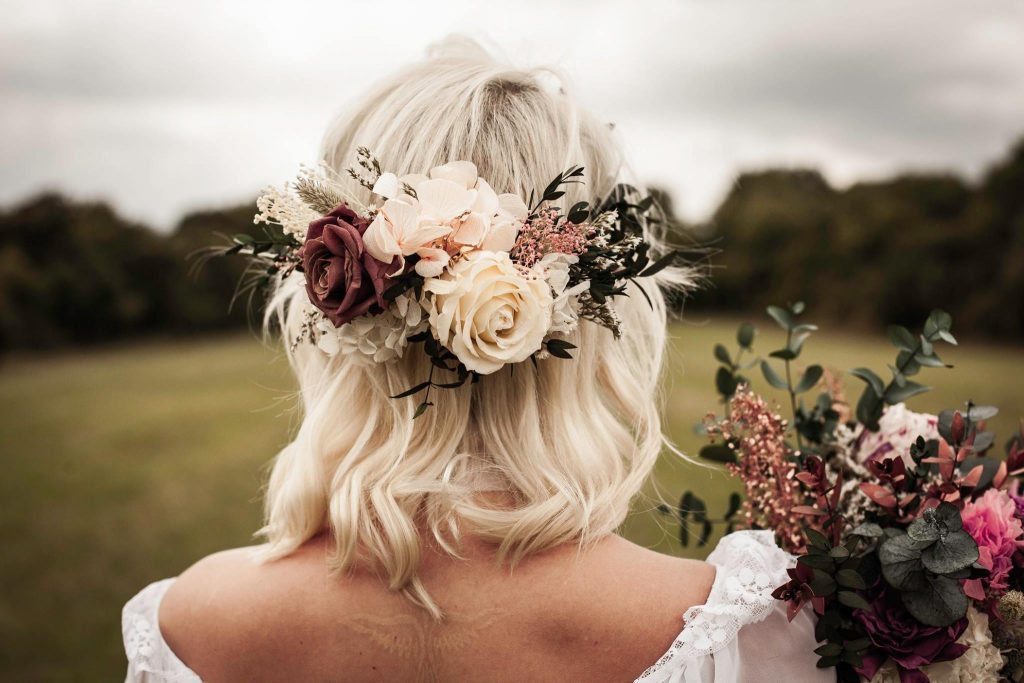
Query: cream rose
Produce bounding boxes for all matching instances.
[423,251,553,374]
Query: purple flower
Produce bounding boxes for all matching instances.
[299,204,397,326]
[854,585,967,683]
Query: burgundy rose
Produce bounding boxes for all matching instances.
[299,204,397,326]
[854,585,967,683]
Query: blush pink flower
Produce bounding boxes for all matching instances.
[856,403,939,468]
[961,488,1024,597]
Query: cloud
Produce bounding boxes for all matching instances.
[1,0,1022,226]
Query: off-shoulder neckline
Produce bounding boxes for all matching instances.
[124,531,790,683]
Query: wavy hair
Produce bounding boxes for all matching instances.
[259,37,695,618]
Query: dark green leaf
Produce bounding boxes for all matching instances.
[766,305,794,330]
[879,532,927,591]
[805,528,830,550]
[885,381,930,404]
[795,365,824,393]
[850,367,885,398]
[809,570,837,597]
[836,569,867,590]
[546,338,577,359]
[844,638,872,652]
[837,590,872,610]
[713,344,732,366]
[921,530,979,574]
[698,444,737,464]
[760,361,788,390]
[829,545,851,560]
[959,455,1000,486]
[390,381,431,399]
[715,366,739,397]
[736,322,756,349]
[725,492,742,519]
[638,251,677,278]
[968,405,999,421]
[850,522,884,538]
[799,553,836,571]
[814,643,843,657]
[887,325,917,351]
[902,575,968,627]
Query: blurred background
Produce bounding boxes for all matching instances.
[2,0,1023,679]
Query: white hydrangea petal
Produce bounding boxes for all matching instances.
[429,160,478,189]
[372,172,400,199]
[497,193,529,220]
[416,179,475,223]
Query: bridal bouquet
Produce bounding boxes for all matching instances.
[684,305,1024,682]
[219,149,672,416]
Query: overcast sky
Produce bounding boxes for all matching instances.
[2,0,1023,229]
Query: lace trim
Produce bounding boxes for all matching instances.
[123,578,201,682]
[635,531,791,680]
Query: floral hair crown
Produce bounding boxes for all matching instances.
[223,148,676,416]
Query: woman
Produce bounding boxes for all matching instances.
[122,39,830,682]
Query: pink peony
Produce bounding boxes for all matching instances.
[961,488,1024,597]
[856,403,939,468]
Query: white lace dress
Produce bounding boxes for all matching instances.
[122,530,832,682]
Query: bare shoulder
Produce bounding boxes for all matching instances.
[156,534,715,682]
[158,540,342,681]
[522,534,716,679]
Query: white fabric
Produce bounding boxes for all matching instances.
[122,530,832,682]
[635,530,832,682]
[122,578,200,683]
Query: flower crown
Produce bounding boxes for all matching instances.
[224,148,676,416]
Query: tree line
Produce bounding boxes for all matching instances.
[1,135,1021,352]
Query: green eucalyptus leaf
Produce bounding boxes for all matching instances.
[714,344,732,365]
[715,366,738,397]
[921,530,979,575]
[887,325,918,351]
[902,575,968,627]
[698,443,737,464]
[850,522,884,538]
[760,361,789,390]
[850,367,885,398]
[916,353,948,368]
[795,365,824,393]
[879,532,928,591]
[766,305,795,330]
[959,455,1000,486]
[968,405,999,421]
[737,322,756,349]
[885,381,930,404]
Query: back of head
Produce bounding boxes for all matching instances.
[260,37,694,617]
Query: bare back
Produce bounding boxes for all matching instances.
[158,534,716,682]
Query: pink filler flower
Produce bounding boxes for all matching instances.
[960,487,1024,600]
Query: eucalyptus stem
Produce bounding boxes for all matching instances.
[783,326,805,452]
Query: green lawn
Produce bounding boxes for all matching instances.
[1,320,1021,680]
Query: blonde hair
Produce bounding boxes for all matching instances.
[260,37,694,618]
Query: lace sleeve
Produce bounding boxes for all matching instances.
[122,579,201,683]
[635,531,834,683]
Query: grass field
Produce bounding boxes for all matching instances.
[1,318,1021,680]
